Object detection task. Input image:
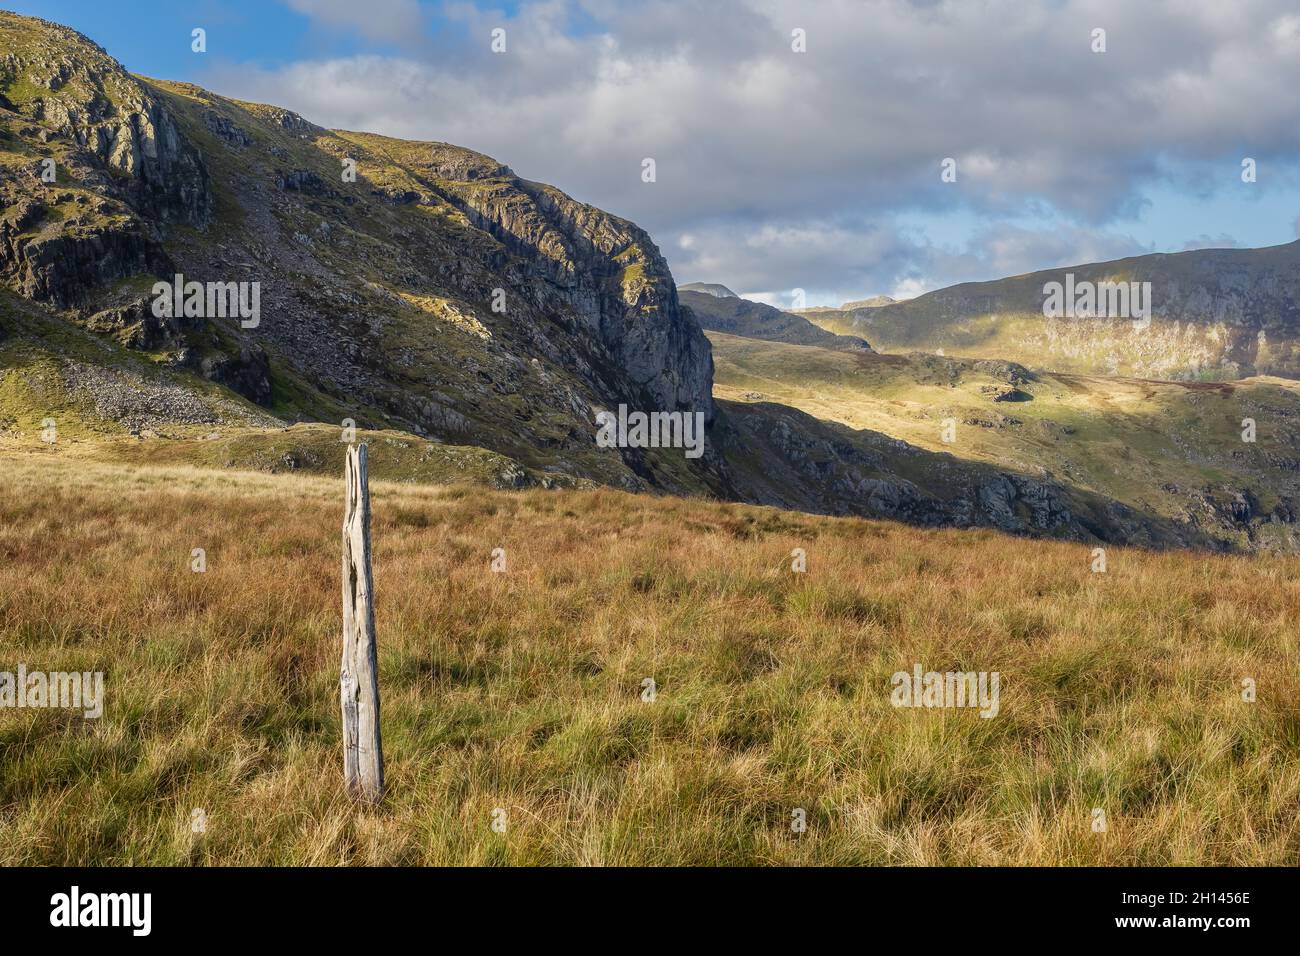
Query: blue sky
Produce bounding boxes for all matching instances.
[20,1,1300,306]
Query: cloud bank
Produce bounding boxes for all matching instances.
[202,0,1300,303]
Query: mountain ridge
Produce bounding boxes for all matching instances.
[681,288,871,352]
[800,242,1300,380]
[679,281,737,298]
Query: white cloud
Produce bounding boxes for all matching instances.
[888,278,929,302]
[206,0,1300,294]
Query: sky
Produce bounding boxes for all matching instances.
[18,0,1300,307]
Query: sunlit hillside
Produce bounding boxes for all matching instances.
[709,331,1300,553]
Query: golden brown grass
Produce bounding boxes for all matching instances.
[1,451,1298,865]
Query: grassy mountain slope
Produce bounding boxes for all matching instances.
[710,331,1300,553]
[800,243,1300,380]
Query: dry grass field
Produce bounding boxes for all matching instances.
[1,449,1298,865]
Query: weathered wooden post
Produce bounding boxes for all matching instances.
[341,443,384,802]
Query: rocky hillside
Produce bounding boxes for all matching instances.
[1,11,1287,552]
[802,244,1300,381]
[682,289,871,352]
[0,10,718,497]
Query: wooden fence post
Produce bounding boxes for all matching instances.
[342,443,384,802]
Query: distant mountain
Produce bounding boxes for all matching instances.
[679,282,737,298]
[801,244,1300,380]
[841,296,896,310]
[681,289,871,352]
[801,296,895,314]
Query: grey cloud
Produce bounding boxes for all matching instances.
[282,0,426,44]
[1181,233,1243,251]
[672,219,1152,306]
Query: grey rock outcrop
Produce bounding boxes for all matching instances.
[0,18,211,226]
[84,293,195,349]
[0,198,170,307]
[200,346,273,406]
[0,14,210,308]
[428,170,715,421]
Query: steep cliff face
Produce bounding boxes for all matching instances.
[0,14,215,310]
[0,11,718,498]
[0,195,168,306]
[347,138,713,421]
[520,181,714,423]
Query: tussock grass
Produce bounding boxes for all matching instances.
[1,453,1297,865]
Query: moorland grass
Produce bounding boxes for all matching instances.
[0,453,1297,864]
